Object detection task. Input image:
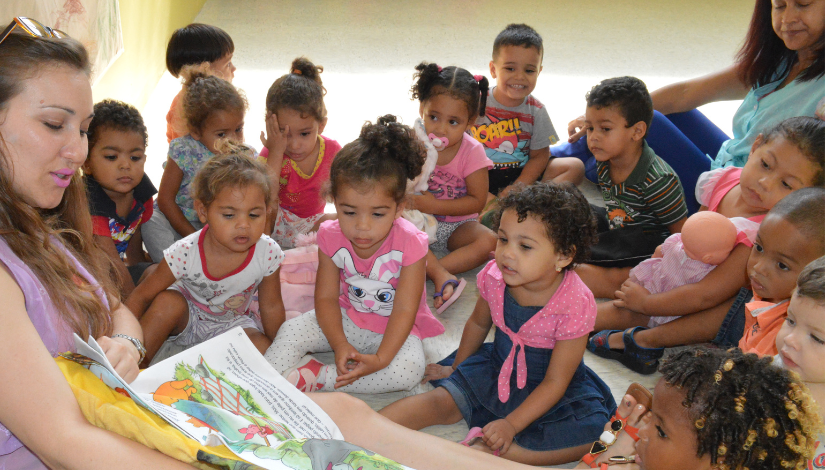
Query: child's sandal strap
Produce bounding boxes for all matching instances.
[624,424,641,442]
[581,451,599,467]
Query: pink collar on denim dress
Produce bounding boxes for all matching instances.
[477,261,597,402]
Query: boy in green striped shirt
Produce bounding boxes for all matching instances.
[579,76,688,271]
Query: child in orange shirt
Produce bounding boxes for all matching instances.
[734,187,825,356]
[164,23,236,142]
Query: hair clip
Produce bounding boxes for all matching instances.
[292,69,302,75]
[436,65,442,72]
[473,74,484,82]
[695,417,706,429]
[717,444,728,456]
[714,371,723,383]
[722,359,735,371]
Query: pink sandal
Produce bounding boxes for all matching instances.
[460,427,500,456]
[434,278,467,315]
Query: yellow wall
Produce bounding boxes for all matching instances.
[92,0,207,108]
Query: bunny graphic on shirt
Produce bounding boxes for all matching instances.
[330,248,404,317]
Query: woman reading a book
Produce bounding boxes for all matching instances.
[1,17,819,470]
[0,22,194,469]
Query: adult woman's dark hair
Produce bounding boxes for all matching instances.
[736,0,824,87]
[564,0,825,175]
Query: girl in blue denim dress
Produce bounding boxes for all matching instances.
[380,183,616,465]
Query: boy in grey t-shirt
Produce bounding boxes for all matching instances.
[470,23,584,220]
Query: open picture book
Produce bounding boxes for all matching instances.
[62,327,413,470]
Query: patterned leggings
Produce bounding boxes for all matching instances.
[265,309,425,393]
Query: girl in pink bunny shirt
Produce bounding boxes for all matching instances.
[265,116,444,394]
[380,183,616,466]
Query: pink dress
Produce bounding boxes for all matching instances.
[479,262,596,401]
[427,133,493,222]
[696,167,766,223]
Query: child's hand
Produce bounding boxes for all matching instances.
[260,113,288,159]
[332,342,360,376]
[421,363,454,384]
[482,418,516,455]
[412,192,437,213]
[567,114,587,143]
[498,184,515,199]
[334,352,384,389]
[613,280,651,314]
[652,244,664,258]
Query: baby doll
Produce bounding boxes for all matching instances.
[629,211,755,327]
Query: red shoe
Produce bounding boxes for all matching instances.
[285,356,328,392]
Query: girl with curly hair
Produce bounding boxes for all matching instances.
[141,68,253,262]
[380,182,616,466]
[265,115,444,394]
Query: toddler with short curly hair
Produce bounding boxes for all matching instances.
[142,69,251,262]
[83,99,156,296]
[380,182,617,466]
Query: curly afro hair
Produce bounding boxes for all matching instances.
[660,347,823,470]
[87,99,148,151]
[492,182,598,269]
[329,115,425,203]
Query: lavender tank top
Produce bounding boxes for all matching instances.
[0,236,108,464]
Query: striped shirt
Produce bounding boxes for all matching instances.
[597,141,688,237]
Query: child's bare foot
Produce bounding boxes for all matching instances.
[591,394,649,465]
[580,383,651,467]
[429,264,467,314]
[431,271,458,311]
